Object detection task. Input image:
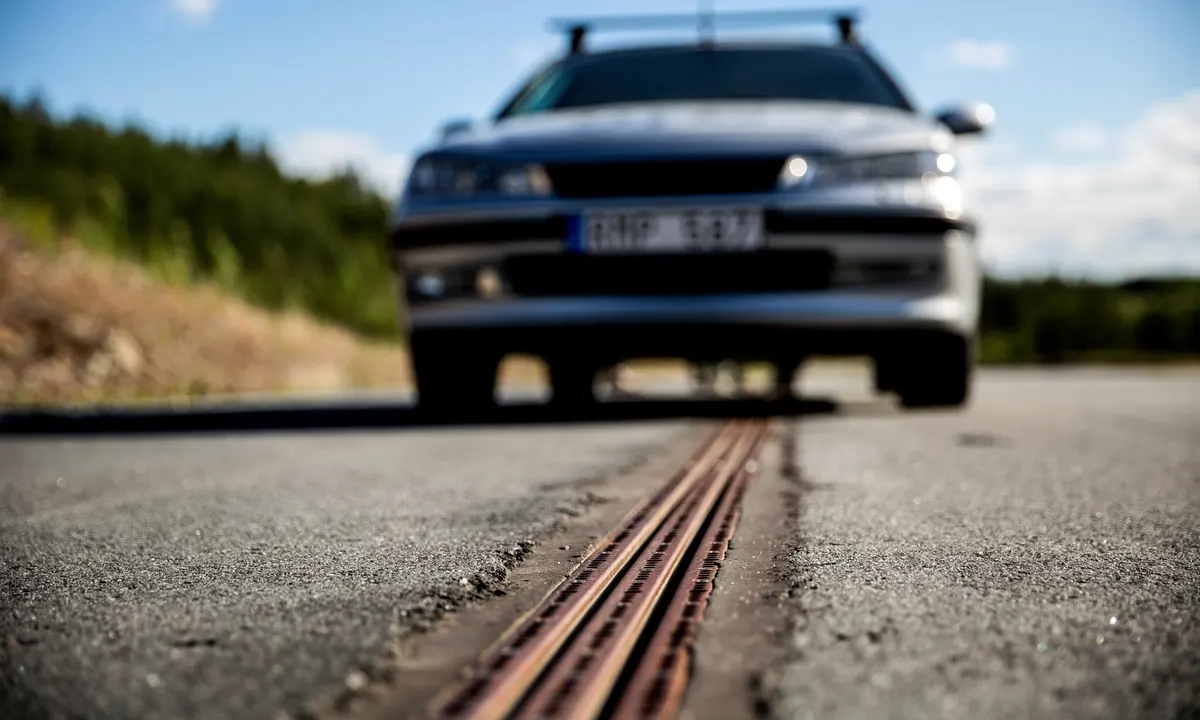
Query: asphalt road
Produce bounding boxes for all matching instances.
[2,368,1198,720]
[770,369,1200,720]
[0,419,694,719]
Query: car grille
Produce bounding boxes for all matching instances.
[544,158,787,199]
[502,251,833,297]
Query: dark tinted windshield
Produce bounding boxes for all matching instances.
[499,46,910,118]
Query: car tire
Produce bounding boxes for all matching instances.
[895,334,975,410]
[548,357,599,410]
[411,334,498,415]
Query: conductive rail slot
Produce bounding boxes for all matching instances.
[429,423,743,720]
[428,420,768,720]
[611,445,762,720]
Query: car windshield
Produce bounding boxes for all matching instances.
[498,46,910,118]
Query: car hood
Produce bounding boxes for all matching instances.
[436,101,952,161]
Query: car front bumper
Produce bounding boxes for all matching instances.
[403,290,975,360]
[389,198,982,360]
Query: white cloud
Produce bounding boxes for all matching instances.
[968,89,1200,278]
[273,130,410,199]
[1050,121,1108,155]
[941,39,1014,70]
[169,0,217,25]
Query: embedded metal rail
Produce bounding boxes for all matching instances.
[428,419,768,720]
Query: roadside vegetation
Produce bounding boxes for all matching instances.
[1,92,1197,404]
[980,276,1200,363]
[0,220,413,405]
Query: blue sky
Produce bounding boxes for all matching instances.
[2,0,1199,277]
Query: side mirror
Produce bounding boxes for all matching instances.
[439,118,474,143]
[934,102,995,136]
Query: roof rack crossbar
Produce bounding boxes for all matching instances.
[548,7,863,54]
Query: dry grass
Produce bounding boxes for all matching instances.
[0,225,416,405]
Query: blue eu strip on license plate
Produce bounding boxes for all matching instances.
[565,215,585,253]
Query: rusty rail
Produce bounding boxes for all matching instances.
[428,419,768,720]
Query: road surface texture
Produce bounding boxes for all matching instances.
[2,368,1198,720]
[766,369,1200,720]
[0,421,696,719]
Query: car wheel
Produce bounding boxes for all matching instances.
[411,335,498,415]
[895,334,975,410]
[548,357,599,410]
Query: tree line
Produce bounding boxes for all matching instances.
[981,275,1199,362]
[2,93,1197,360]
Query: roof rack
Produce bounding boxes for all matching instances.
[548,7,863,55]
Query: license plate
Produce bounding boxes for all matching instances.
[568,208,765,254]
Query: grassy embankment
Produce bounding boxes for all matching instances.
[0,203,406,405]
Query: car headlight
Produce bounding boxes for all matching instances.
[779,150,955,188]
[406,156,553,199]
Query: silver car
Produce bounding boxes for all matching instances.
[389,10,992,412]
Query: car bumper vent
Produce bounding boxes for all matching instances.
[502,251,833,296]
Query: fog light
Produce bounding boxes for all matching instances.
[476,267,502,298]
[414,272,445,297]
[779,155,811,187]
